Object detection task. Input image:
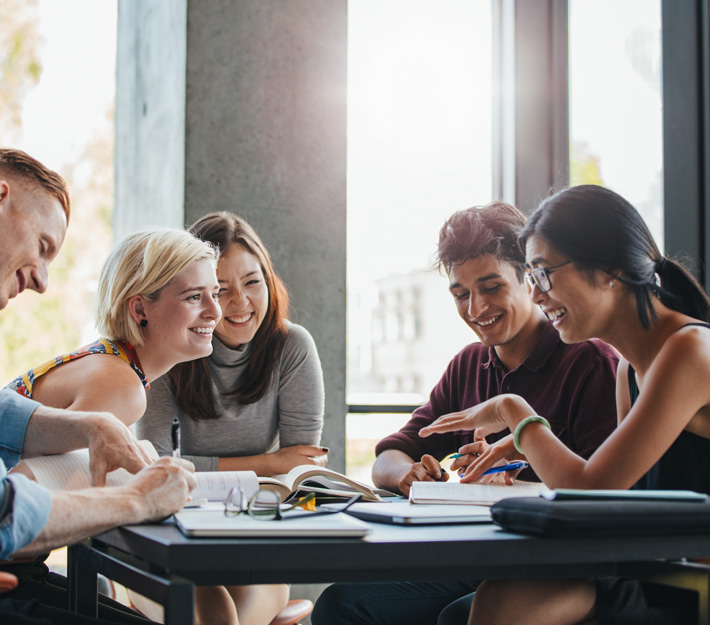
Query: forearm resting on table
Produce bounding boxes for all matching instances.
[217,445,327,475]
[13,457,195,559]
[217,453,309,476]
[218,454,277,474]
[13,487,150,559]
[372,450,416,492]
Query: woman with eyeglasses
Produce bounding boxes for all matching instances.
[136,212,326,625]
[420,184,710,625]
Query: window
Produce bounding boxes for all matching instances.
[345,1,667,480]
[569,0,663,243]
[346,0,493,480]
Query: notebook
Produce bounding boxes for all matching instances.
[323,500,492,525]
[409,480,546,505]
[541,488,708,502]
[174,506,372,538]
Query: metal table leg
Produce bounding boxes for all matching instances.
[619,560,710,625]
[68,540,195,625]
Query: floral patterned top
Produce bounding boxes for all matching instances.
[5,337,149,399]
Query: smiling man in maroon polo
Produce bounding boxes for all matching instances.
[312,201,619,625]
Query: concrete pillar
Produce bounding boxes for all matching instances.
[117,4,346,610]
[116,0,348,475]
[115,0,188,232]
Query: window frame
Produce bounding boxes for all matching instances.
[347,0,710,417]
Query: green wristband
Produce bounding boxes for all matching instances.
[513,415,551,453]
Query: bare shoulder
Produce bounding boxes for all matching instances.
[663,323,710,365]
[647,323,710,402]
[653,323,710,434]
[33,353,147,425]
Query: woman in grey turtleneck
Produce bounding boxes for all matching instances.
[137,212,325,625]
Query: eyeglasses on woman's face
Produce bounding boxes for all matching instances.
[525,260,573,293]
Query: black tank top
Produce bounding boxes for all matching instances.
[629,323,710,493]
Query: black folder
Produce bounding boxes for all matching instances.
[490,496,710,538]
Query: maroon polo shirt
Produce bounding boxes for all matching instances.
[375,321,619,482]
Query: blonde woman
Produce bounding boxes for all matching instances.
[7,228,221,426]
[6,228,246,625]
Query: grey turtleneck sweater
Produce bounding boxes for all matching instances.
[137,322,324,471]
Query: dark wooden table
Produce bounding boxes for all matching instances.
[68,517,710,625]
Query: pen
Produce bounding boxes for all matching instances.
[449,453,463,459]
[171,415,181,458]
[481,461,528,476]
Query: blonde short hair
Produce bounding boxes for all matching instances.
[96,228,218,346]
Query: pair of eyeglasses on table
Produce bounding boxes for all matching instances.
[223,487,363,520]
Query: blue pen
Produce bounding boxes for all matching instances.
[449,453,463,459]
[481,461,528,475]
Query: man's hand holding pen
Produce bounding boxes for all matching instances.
[397,454,449,496]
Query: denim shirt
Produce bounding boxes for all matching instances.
[0,389,52,559]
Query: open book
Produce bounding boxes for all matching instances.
[259,465,396,502]
[409,480,547,506]
[20,441,261,505]
[20,443,394,504]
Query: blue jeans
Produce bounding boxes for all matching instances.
[312,581,478,625]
